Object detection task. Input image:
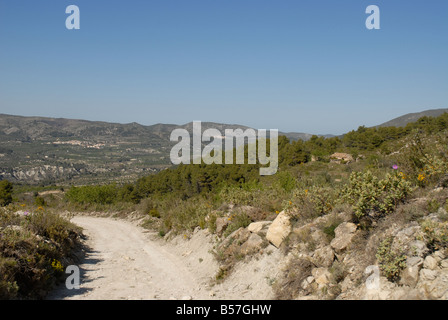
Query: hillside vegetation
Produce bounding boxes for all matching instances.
[1,112,448,299]
[59,112,448,231]
[0,206,82,299]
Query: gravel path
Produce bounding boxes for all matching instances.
[47,216,213,300]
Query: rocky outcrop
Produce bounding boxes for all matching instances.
[212,197,448,300]
[1,165,84,183]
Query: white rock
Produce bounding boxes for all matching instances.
[247,221,272,233]
[330,222,357,253]
[266,211,291,248]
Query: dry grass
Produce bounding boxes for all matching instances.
[273,257,314,299]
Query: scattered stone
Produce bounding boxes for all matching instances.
[340,276,354,293]
[392,225,421,254]
[418,270,448,299]
[182,250,193,257]
[437,207,448,217]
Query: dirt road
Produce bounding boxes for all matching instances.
[48,216,215,300]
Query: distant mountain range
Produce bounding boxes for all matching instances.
[375,108,448,128]
[0,108,446,184]
[0,113,314,184]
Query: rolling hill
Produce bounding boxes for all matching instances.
[1,108,446,185]
[375,108,448,128]
[0,114,313,184]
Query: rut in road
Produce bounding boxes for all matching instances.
[48,216,214,300]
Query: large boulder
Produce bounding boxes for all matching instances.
[266,211,292,248]
[330,222,357,253]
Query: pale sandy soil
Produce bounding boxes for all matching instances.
[47,216,282,300]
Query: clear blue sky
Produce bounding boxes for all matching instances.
[0,0,447,135]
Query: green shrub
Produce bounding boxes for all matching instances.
[320,215,343,241]
[65,184,119,205]
[154,197,213,234]
[376,237,407,282]
[0,208,82,299]
[222,212,252,238]
[218,184,259,206]
[394,130,448,186]
[427,199,441,214]
[0,180,13,207]
[34,196,46,207]
[284,186,336,221]
[342,170,415,219]
[0,256,19,299]
[420,219,448,251]
[276,171,297,192]
[206,211,218,234]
